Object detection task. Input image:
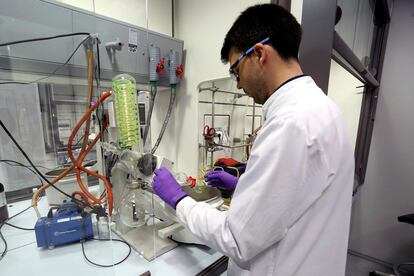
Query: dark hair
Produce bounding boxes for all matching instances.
[220,4,302,63]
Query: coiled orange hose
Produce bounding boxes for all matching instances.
[67,91,113,215]
[31,92,113,217]
[31,48,96,217]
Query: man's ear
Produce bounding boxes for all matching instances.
[253,44,266,65]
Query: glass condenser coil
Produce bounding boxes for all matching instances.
[112,74,141,149]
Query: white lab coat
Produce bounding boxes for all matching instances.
[176,76,354,275]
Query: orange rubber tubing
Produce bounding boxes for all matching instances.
[72,191,92,206]
[67,91,113,215]
[31,48,95,212]
[31,165,75,210]
[67,92,111,195]
[73,118,113,214]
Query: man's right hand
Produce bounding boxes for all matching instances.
[204,170,238,190]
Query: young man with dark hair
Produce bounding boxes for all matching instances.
[153,4,354,275]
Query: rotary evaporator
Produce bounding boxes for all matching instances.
[104,48,223,260]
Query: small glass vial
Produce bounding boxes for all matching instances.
[97,215,110,239]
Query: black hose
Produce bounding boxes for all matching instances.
[151,86,176,154]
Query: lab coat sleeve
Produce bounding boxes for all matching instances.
[176,118,329,267]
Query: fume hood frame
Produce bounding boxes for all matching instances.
[197,77,262,168]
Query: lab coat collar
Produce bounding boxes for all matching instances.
[262,74,309,121]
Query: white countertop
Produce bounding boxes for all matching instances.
[0,197,222,276]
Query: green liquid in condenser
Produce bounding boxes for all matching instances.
[112,75,141,149]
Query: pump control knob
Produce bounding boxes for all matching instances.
[176,64,184,79]
[156,59,165,75]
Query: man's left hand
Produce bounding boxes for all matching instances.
[153,167,188,209]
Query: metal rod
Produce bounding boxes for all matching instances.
[199,86,246,96]
[53,100,88,105]
[333,31,380,88]
[347,249,394,269]
[331,53,366,84]
[210,82,216,168]
[199,100,260,108]
[214,143,249,149]
[211,84,215,129]
[199,143,250,149]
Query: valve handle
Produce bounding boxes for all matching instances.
[176,63,184,79]
[156,59,165,75]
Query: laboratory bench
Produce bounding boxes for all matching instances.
[0,197,226,276]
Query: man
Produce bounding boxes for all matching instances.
[153,4,354,275]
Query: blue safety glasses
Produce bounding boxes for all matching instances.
[229,37,271,82]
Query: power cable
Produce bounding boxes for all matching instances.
[0,82,28,85]
[78,212,131,267]
[2,222,34,231]
[26,35,92,85]
[0,159,54,171]
[0,32,90,47]
[0,201,38,261]
[0,120,88,207]
[0,227,7,261]
[0,34,91,86]
[0,159,43,185]
[81,238,132,267]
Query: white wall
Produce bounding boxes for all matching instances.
[290,0,303,23]
[328,60,364,149]
[173,0,266,176]
[52,0,172,35]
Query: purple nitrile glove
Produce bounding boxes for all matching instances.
[204,170,238,190]
[152,167,188,209]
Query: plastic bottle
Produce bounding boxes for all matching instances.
[112,74,141,149]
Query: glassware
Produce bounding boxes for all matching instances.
[112,74,141,149]
[97,215,110,239]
